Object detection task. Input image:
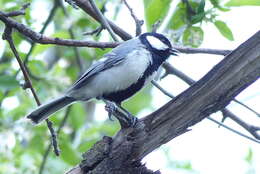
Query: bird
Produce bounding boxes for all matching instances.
[26,32,178,127]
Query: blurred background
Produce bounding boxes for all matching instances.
[0,0,259,174]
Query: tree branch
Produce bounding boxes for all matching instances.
[162,62,260,140]
[39,106,72,174]
[2,3,30,17]
[174,46,231,55]
[0,11,232,55]
[207,117,260,143]
[72,0,132,41]
[2,26,60,156]
[222,109,260,140]
[152,79,260,143]
[233,99,260,118]
[122,0,143,36]
[66,30,260,174]
[0,11,119,48]
[88,0,118,41]
[23,0,59,64]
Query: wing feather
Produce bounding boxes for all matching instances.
[69,38,142,90]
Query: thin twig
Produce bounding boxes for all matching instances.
[69,29,84,72]
[122,0,143,36]
[70,0,132,40]
[3,27,40,103]
[152,20,161,33]
[89,0,119,41]
[39,106,72,174]
[174,46,231,56]
[207,117,260,144]
[222,109,260,140]
[2,3,30,17]
[233,99,260,118]
[58,0,84,73]
[2,26,60,156]
[83,26,104,36]
[163,62,195,84]
[151,80,175,98]
[23,0,59,64]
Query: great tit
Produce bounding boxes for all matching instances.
[26,32,178,126]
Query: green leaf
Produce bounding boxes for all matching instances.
[76,18,91,28]
[214,20,234,41]
[210,0,219,6]
[190,0,206,24]
[191,12,205,24]
[245,148,253,164]
[182,26,204,47]
[69,104,86,130]
[52,31,70,39]
[60,140,81,165]
[28,134,45,153]
[197,0,205,13]
[0,75,19,91]
[27,60,46,76]
[175,161,193,170]
[168,5,187,30]
[210,0,230,11]
[32,45,51,57]
[226,0,260,6]
[143,0,171,30]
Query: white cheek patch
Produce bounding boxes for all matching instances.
[146,36,169,50]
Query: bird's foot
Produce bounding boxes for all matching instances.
[104,101,138,128]
[104,102,115,121]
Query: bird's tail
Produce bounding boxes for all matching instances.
[26,96,75,124]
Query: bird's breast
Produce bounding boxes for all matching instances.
[99,49,152,92]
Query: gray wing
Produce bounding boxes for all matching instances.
[70,38,142,90]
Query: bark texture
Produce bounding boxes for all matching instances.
[66,31,260,174]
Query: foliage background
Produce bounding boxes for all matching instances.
[0,0,259,174]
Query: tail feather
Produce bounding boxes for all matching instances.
[26,96,75,124]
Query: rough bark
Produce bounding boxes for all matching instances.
[66,31,260,174]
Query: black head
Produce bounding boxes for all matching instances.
[139,32,178,58]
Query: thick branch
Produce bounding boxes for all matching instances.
[67,31,260,174]
[163,62,260,140]
[131,30,260,160]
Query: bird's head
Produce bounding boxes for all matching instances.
[139,32,179,58]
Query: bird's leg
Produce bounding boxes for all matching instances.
[103,100,138,128]
[115,103,138,127]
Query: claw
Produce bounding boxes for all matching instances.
[104,103,115,121]
[103,100,138,128]
[116,104,138,128]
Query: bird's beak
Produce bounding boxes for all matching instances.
[169,48,180,56]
